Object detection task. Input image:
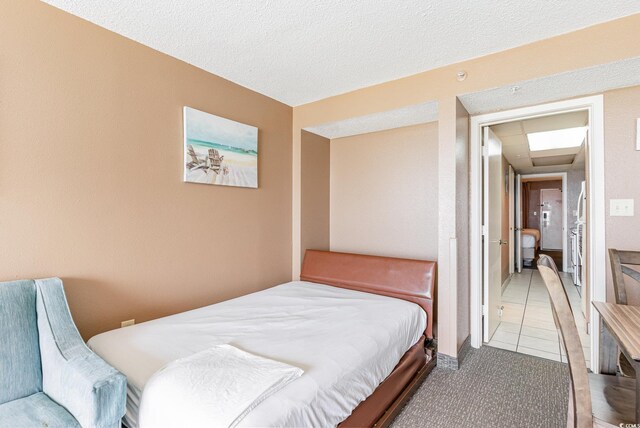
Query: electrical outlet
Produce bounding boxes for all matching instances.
[610,199,634,217]
[121,319,135,328]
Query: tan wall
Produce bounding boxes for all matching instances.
[454,99,470,350]
[329,124,439,260]
[0,1,293,340]
[604,85,640,305]
[292,15,640,359]
[301,131,331,262]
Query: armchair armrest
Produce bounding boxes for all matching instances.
[35,278,126,428]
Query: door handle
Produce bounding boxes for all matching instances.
[490,239,508,245]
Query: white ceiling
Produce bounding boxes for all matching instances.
[491,110,588,174]
[305,101,438,139]
[41,1,640,106]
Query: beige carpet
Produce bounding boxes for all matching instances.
[391,345,569,428]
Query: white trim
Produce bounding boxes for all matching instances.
[482,127,490,342]
[520,172,568,273]
[588,96,606,374]
[470,95,605,375]
[508,166,515,275]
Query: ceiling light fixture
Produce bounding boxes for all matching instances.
[527,126,587,152]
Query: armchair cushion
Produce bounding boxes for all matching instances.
[0,280,42,405]
[0,392,80,428]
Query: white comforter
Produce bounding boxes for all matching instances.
[88,281,426,428]
[139,344,303,428]
[522,228,540,248]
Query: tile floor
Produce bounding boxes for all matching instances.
[487,269,590,365]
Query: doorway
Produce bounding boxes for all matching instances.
[518,173,568,272]
[470,95,605,373]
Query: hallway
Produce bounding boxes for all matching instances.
[487,269,590,365]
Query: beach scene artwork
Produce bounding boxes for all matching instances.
[183,106,258,188]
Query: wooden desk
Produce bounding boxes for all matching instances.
[592,301,640,422]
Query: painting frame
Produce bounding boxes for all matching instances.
[183,106,258,188]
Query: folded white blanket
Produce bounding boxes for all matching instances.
[138,344,304,428]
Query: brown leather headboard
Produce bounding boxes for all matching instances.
[300,250,437,339]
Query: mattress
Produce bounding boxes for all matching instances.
[522,234,537,248]
[522,228,540,249]
[523,247,536,261]
[88,281,426,428]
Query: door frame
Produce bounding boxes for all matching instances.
[521,172,568,273]
[516,173,522,272]
[469,95,605,374]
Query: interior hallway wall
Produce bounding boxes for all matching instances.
[329,123,439,260]
[604,85,640,305]
[0,1,293,339]
[301,131,331,262]
[455,99,471,352]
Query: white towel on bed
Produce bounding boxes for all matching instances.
[138,344,303,428]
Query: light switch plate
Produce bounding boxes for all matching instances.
[610,199,634,216]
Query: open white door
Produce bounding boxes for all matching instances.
[508,166,515,274]
[515,174,523,273]
[483,127,503,342]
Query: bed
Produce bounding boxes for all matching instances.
[522,228,540,266]
[88,250,437,428]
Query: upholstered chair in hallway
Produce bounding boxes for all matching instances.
[537,255,635,427]
[0,278,126,428]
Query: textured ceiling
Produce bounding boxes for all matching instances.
[305,101,438,139]
[491,111,588,174]
[41,1,640,106]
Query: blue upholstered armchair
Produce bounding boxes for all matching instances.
[0,278,126,428]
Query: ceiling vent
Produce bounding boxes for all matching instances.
[531,154,576,167]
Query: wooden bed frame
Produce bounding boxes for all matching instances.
[300,250,437,427]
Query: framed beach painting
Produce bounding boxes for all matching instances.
[183,106,258,188]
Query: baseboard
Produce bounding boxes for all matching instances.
[437,335,471,370]
[501,275,512,293]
